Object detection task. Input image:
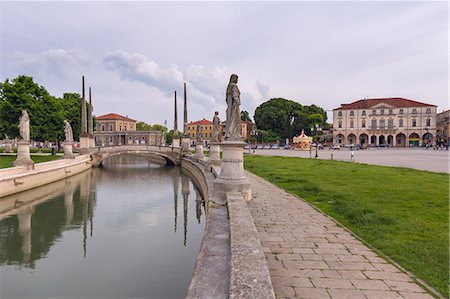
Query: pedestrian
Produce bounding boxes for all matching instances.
[351,148,355,162]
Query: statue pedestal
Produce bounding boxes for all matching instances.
[13,141,34,170]
[4,142,13,153]
[212,140,251,205]
[181,137,191,154]
[172,138,180,148]
[63,141,75,159]
[79,136,90,154]
[194,143,205,160]
[208,142,221,166]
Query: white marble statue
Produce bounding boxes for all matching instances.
[63,120,74,142]
[224,74,241,140]
[196,124,202,143]
[212,111,220,142]
[18,110,30,142]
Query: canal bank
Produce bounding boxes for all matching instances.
[0,155,92,198]
[0,156,206,298]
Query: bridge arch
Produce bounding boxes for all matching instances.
[90,145,181,167]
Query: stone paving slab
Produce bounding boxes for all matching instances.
[246,172,436,299]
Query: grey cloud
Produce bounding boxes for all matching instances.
[103,51,184,97]
[7,49,81,78]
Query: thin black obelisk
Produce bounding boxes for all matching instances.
[81,76,87,136]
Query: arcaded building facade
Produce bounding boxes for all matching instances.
[94,113,163,146]
[333,98,437,147]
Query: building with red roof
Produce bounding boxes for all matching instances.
[333,98,437,147]
[94,113,163,146]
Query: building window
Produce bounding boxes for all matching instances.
[109,124,113,131]
[338,120,342,128]
[426,108,431,114]
[399,109,404,115]
[380,118,385,128]
[101,124,105,132]
[389,109,393,115]
[350,111,354,117]
[399,119,403,127]
[380,110,385,115]
[338,111,342,117]
[124,126,127,131]
[371,119,377,129]
[372,110,376,115]
[412,108,417,114]
[109,136,113,143]
[412,119,417,127]
[119,126,122,131]
[426,118,431,127]
[362,110,366,116]
[350,119,354,128]
[388,118,393,128]
[362,119,366,128]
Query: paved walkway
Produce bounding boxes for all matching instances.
[250,148,449,173]
[247,172,435,299]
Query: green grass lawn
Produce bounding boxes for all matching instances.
[244,155,449,297]
[0,155,61,169]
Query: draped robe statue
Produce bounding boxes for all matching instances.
[212,111,220,142]
[64,120,74,142]
[224,74,241,140]
[18,110,30,142]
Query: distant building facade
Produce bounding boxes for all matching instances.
[437,110,449,144]
[333,98,437,147]
[94,113,163,146]
[187,119,214,146]
[188,118,257,145]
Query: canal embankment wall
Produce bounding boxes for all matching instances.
[0,155,92,198]
[182,157,275,299]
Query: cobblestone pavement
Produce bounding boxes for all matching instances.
[247,172,435,299]
[249,148,449,173]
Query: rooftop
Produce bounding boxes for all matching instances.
[335,98,436,110]
[96,113,137,122]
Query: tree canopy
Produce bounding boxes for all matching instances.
[253,98,327,141]
[240,110,252,122]
[0,76,86,142]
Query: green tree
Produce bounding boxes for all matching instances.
[136,121,152,131]
[254,98,327,140]
[150,124,168,133]
[0,76,65,141]
[240,110,252,122]
[165,130,182,145]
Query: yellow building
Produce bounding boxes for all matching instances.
[96,113,137,132]
[187,119,214,145]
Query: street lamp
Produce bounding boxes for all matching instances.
[311,124,322,158]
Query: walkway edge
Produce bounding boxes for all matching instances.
[228,191,276,299]
[246,171,445,299]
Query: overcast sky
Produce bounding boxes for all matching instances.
[0,1,448,127]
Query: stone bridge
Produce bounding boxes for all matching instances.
[89,145,182,167]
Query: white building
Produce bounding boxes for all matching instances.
[333,98,437,147]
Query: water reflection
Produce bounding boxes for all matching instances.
[0,170,95,268]
[0,155,206,298]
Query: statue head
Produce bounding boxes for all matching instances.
[215,111,219,116]
[229,74,238,84]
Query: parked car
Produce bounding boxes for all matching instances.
[283,144,291,150]
[263,145,271,149]
[332,144,341,150]
[257,145,264,149]
[271,144,280,149]
[244,145,250,149]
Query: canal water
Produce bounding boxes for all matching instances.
[0,155,206,298]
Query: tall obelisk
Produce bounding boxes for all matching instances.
[80,76,89,152]
[181,82,190,153]
[172,90,180,147]
[88,87,94,147]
